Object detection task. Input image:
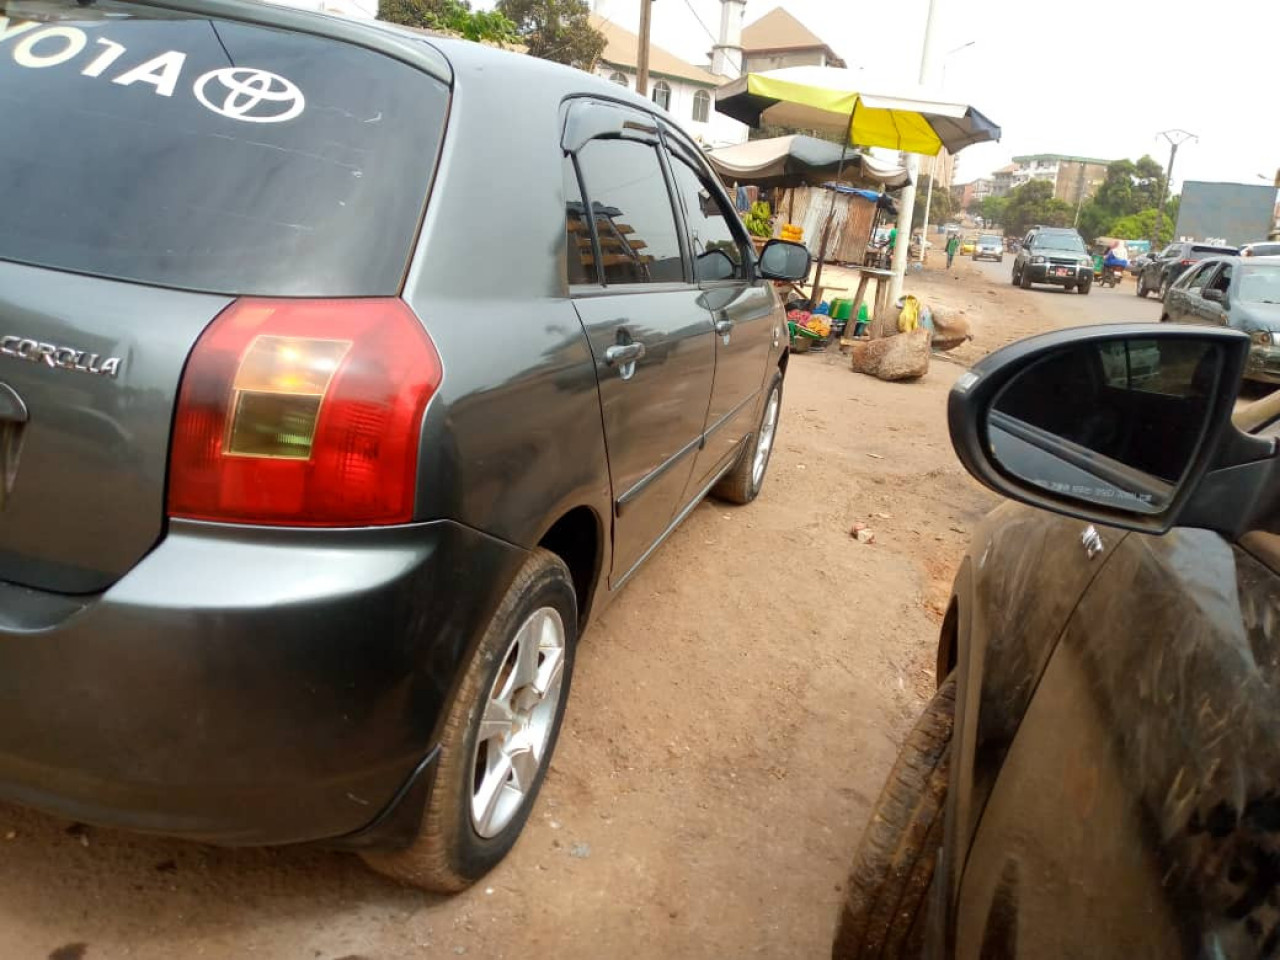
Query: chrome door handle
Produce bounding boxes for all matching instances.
[604,341,645,380]
[714,319,733,336]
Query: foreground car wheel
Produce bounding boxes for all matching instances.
[1019,269,1032,290]
[714,371,783,504]
[832,677,955,960]
[363,548,576,892]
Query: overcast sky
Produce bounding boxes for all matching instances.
[484,0,1280,192]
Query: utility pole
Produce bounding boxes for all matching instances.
[636,0,653,98]
[1154,129,1196,246]
[1072,163,1086,227]
[888,0,940,306]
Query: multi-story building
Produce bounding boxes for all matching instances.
[1010,154,1112,206]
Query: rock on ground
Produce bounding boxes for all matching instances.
[849,328,933,381]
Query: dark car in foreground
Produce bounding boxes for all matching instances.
[834,323,1280,958]
[1012,226,1093,294]
[0,0,809,892]
[1162,255,1280,382]
[1138,240,1239,298]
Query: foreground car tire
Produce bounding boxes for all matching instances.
[832,677,955,960]
[362,548,577,892]
[1019,269,1032,290]
[713,371,783,504]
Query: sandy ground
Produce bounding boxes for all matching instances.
[0,256,1162,960]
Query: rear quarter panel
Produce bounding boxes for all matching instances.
[403,44,613,604]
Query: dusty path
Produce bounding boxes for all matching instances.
[0,256,1156,960]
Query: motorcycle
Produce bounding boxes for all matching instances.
[1100,263,1126,288]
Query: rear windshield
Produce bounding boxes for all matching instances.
[0,2,448,296]
[1191,245,1238,258]
[979,235,1000,244]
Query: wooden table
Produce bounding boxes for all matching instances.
[851,268,895,336]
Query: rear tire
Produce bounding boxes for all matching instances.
[362,548,577,893]
[713,371,783,505]
[832,677,956,960]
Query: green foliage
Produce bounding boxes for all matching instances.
[1002,180,1074,236]
[743,201,773,238]
[380,0,517,42]
[979,195,1008,229]
[496,0,605,69]
[1076,155,1168,243]
[1109,197,1180,247]
[913,175,955,228]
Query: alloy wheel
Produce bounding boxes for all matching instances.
[752,387,780,488]
[469,606,567,838]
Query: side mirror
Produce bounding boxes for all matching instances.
[758,239,811,282]
[948,324,1278,537]
[1204,288,1226,304]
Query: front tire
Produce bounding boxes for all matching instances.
[1019,269,1032,290]
[832,677,956,959]
[713,371,783,504]
[1078,280,1092,295]
[362,548,577,892]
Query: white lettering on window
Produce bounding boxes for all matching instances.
[0,16,39,44]
[81,37,127,77]
[12,26,87,67]
[112,50,187,97]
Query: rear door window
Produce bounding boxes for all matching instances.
[574,139,685,285]
[1191,245,1237,259]
[0,1,448,296]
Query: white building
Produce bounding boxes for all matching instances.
[590,14,747,149]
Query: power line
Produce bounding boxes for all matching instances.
[677,0,719,46]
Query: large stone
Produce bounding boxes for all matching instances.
[929,307,972,352]
[849,327,932,381]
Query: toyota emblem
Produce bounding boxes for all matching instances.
[193,67,306,124]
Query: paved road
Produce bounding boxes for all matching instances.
[970,256,1164,328]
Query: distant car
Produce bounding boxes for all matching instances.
[834,321,1280,960]
[1137,240,1238,298]
[1241,241,1280,258]
[973,234,1003,262]
[1128,254,1151,276]
[1012,226,1093,294]
[1162,255,1280,381]
[961,238,977,255]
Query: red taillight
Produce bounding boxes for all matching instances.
[169,299,442,526]
[1180,259,1194,266]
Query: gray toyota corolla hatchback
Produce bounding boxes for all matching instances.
[0,0,808,890]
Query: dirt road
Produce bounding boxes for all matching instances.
[0,257,1160,960]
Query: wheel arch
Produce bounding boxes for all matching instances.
[537,505,605,631]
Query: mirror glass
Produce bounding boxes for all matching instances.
[986,338,1222,514]
[759,240,811,281]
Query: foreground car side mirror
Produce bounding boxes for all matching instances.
[1204,288,1227,304]
[949,324,1280,537]
[758,239,811,281]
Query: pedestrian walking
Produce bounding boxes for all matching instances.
[945,233,959,269]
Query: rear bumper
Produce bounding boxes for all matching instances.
[0,519,527,846]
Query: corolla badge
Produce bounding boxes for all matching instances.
[0,336,122,378]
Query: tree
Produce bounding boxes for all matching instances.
[497,0,605,70]
[380,0,517,43]
[913,175,955,229]
[1003,180,1073,236]
[979,195,1008,229]
[1109,196,1180,247]
[1076,155,1167,242]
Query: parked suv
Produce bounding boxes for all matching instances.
[1011,226,1093,293]
[0,0,809,892]
[1137,240,1238,298]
